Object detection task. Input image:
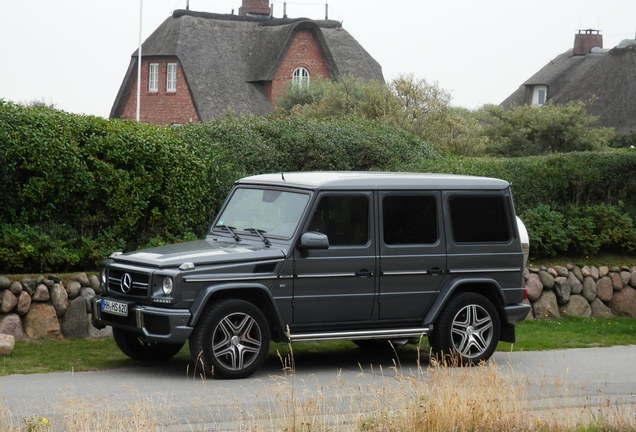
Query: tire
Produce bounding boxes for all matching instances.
[189,299,270,379]
[112,328,184,361]
[429,292,500,365]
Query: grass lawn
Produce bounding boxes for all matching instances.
[2,316,635,376]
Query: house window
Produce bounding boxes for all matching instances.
[532,85,547,106]
[167,63,177,92]
[148,63,159,92]
[292,67,310,86]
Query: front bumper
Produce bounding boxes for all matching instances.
[91,297,193,343]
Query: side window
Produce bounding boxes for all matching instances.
[308,195,368,246]
[383,195,437,245]
[449,195,511,243]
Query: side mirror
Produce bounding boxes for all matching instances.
[299,231,329,249]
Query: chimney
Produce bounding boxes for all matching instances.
[239,0,271,16]
[573,29,603,55]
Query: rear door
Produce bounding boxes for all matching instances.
[378,191,447,320]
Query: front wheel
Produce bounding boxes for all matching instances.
[189,299,270,379]
[429,293,500,365]
[112,328,184,361]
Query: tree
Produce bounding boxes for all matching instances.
[476,102,614,156]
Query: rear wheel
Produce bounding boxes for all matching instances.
[112,328,184,361]
[189,299,270,379]
[429,293,500,365]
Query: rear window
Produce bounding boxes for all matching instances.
[449,195,511,243]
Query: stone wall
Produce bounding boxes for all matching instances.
[0,265,635,347]
[0,274,111,347]
[524,265,636,319]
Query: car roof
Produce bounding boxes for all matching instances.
[237,172,511,190]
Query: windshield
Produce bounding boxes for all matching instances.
[212,187,310,240]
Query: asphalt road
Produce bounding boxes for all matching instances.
[1,345,635,431]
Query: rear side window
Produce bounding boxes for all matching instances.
[383,195,437,245]
[449,195,511,243]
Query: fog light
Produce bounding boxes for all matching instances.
[162,276,173,295]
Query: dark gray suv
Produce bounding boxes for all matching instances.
[92,172,530,378]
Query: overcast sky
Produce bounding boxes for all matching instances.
[1,0,635,118]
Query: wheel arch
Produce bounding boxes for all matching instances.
[189,283,287,341]
[424,278,507,327]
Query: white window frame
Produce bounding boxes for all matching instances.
[167,63,177,92]
[292,67,310,86]
[148,63,159,93]
[531,85,547,106]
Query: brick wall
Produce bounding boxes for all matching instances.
[117,57,199,125]
[269,29,331,105]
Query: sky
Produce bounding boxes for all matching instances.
[1,0,635,118]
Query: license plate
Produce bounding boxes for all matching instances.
[101,299,128,316]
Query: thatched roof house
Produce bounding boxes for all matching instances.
[110,1,384,124]
[501,30,636,134]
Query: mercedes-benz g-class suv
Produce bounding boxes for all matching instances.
[92,172,530,378]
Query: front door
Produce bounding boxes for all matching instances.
[292,192,376,324]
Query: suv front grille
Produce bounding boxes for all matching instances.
[107,269,150,297]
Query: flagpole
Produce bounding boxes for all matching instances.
[136,0,143,122]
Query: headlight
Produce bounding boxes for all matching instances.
[162,276,173,296]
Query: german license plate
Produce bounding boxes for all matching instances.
[101,299,128,316]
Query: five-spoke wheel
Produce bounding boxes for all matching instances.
[189,299,270,379]
[429,292,500,365]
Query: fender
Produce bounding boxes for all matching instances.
[188,282,287,337]
[422,276,507,326]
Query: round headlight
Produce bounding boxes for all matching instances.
[162,276,173,296]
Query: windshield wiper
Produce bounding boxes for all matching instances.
[215,224,241,242]
[245,228,271,247]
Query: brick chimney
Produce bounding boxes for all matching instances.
[573,29,603,55]
[239,0,270,16]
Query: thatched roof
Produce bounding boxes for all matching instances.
[110,9,384,121]
[501,40,636,134]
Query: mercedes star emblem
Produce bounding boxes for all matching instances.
[121,273,132,293]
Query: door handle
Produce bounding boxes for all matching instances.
[428,267,445,276]
[355,270,374,278]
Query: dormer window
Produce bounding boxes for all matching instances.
[532,85,547,106]
[292,67,310,86]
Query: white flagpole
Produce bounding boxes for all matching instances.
[136,0,143,122]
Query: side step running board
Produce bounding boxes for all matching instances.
[289,327,431,343]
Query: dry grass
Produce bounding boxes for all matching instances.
[2,349,635,431]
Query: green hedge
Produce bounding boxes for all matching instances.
[1,101,634,271]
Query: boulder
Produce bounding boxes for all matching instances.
[553,266,569,277]
[61,297,90,338]
[553,277,571,305]
[582,276,597,302]
[88,315,113,338]
[21,278,36,296]
[590,298,613,318]
[15,291,31,316]
[0,291,18,314]
[609,287,636,317]
[630,267,636,288]
[0,334,15,356]
[9,281,23,296]
[598,266,609,278]
[620,271,632,288]
[568,272,583,295]
[609,272,623,291]
[32,284,50,302]
[0,313,24,340]
[0,276,11,290]
[525,273,543,302]
[596,277,613,302]
[547,267,558,277]
[538,270,555,289]
[50,283,69,317]
[581,265,592,277]
[65,280,81,299]
[72,273,91,287]
[571,266,584,283]
[532,291,560,319]
[22,303,63,340]
[89,275,101,293]
[560,295,591,317]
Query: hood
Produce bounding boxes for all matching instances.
[111,238,286,268]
